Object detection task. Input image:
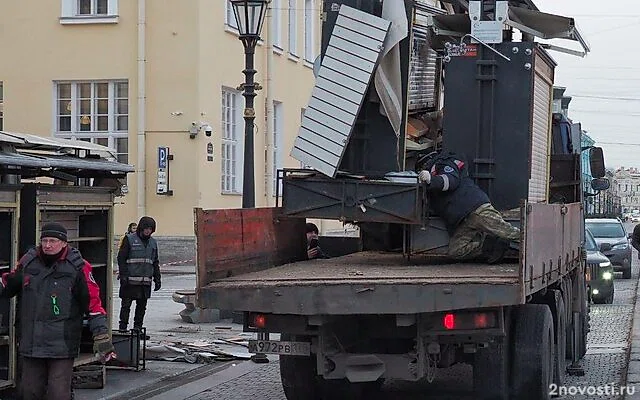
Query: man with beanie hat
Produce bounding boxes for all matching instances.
[0,222,115,400]
[117,216,161,335]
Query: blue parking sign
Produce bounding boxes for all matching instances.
[158,147,168,169]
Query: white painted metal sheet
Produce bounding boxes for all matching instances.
[290,5,391,177]
[528,63,552,203]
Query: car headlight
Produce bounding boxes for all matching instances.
[602,271,613,280]
[611,243,629,250]
[599,261,612,267]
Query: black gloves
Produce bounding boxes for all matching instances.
[154,281,161,291]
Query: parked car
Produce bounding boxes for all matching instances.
[585,218,632,279]
[632,214,640,223]
[585,228,614,304]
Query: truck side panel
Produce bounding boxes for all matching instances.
[524,202,583,295]
[194,207,306,304]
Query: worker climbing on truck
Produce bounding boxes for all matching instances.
[418,151,520,263]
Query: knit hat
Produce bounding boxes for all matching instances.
[41,222,68,242]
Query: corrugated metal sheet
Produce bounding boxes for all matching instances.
[528,58,552,203]
[290,5,390,177]
[0,151,134,173]
[408,6,442,111]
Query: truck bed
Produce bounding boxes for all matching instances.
[199,251,524,315]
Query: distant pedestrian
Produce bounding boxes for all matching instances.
[117,216,161,336]
[120,222,137,247]
[1,222,115,400]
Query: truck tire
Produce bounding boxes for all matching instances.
[279,334,380,400]
[280,352,320,400]
[473,338,509,399]
[510,304,554,400]
[552,293,566,386]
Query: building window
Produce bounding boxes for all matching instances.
[273,101,284,195]
[304,0,314,62]
[60,0,118,24]
[0,82,3,131]
[54,81,129,163]
[271,0,282,49]
[78,0,108,15]
[221,89,243,194]
[225,0,238,30]
[288,0,298,57]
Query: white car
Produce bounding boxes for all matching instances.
[632,215,640,223]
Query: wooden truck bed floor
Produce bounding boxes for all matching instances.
[199,252,524,315]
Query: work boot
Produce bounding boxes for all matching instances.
[118,324,128,334]
[482,236,510,264]
[133,326,150,340]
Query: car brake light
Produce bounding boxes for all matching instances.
[443,313,455,330]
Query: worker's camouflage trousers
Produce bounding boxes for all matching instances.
[448,203,521,260]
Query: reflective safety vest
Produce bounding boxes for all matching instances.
[125,233,157,286]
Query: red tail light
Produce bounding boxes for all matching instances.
[443,313,455,330]
[440,311,497,331]
[252,314,266,329]
[474,313,488,328]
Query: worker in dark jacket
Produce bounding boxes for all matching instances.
[0,222,115,400]
[632,223,640,259]
[306,222,329,259]
[418,152,520,263]
[117,216,161,334]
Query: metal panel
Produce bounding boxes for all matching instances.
[409,6,442,111]
[291,5,390,177]
[281,171,423,224]
[200,252,521,314]
[524,202,582,295]
[194,207,306,292]
[528,54,552,203]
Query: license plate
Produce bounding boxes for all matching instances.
[248,340,311,356]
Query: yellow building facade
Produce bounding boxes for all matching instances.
[0,0,321,250]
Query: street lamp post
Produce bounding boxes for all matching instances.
[231,0,270,364]
[231,0,269,209]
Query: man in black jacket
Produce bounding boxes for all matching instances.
[419,152,520,263]
[632,223,640,259]
[1,222,115,400]
[117,216,161,335]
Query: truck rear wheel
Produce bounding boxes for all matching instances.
[551,291,566,386]
[473,338,509,399]
[510,304,554,400]
[279,334,380,400]
[280,352,319,400]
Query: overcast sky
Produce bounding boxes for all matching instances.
[532,0,639,169]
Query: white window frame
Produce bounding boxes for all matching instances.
[221,88,244,194]
[60,0,119,24]
[288,0,298,58]
[53,80,129,163]
[273,101,284,195]
[304,0,314,62]
[270,0,283,50]
[225,0,239,30]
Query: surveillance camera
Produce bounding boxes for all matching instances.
[203,125,213,137]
